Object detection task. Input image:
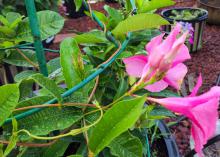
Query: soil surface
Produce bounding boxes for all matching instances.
[48,0,220,156]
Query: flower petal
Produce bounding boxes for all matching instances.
[173,44,191,66]
[189,74,202,97]
[191,123,204,157]
[160,23,182,53]
[187,86,220,106]
[123,55,148,77]
[144,79,168,92]
[164,63,187,90]
[191,98,219,156]
[145,33,164,55]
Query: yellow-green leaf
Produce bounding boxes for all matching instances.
[89,96,146,155]
[112,14,169,37]
[0,84,19,126]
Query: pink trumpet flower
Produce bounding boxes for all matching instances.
[123,24,191,92]
[148,75,220,157]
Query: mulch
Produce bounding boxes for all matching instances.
[47,0,220,156]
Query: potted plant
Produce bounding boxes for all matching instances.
[197,0,220,25]
[161,7,208,53]
[0,1,219,157]
[63,0,87,18]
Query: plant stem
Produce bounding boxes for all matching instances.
[88,151,94,157]
[88,76,99,103]
[16,48,39,70]
[0,139,57,147]
[13,103,96,112]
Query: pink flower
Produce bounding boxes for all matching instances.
[123,24,191,92]
[148,76,220,157]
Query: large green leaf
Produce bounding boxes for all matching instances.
[0,84,19,126]
[29,73,62,103]
[15,96,53,114]
[16,10,64,42]
[4,106,83,139]
[112,14,169,37]
[108,132,142,157]
[60,38,85,89]
[139,0,175,13]
[74,30,107,44]
[88,96,146,155]
[3,49,38,67]
[14,70,37,82]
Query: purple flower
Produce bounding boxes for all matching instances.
[178,22,194,44]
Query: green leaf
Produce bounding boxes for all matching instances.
[3,119,18,157]
[17,10,64,42]
[15,96,53,114]
[14,70,37,82]
[104,5,123,22]
[74,0,83,12]
[0,26,15,35]
[149,106,175,118]
[88,96,146,155]
[145,89,180,97]
[0,84,19,126]
[42,140,70,157]
[0,144,3,157]
[18,147,43,157]
[4,106,83,139]
[112,14,169,37]
[139,0,175,13]
[5,12,21,24]
[67,155,83,157]
[102,148,116,157]
[18,79,34,100]
[29,73,62,103]
[5,12,23,29]
[113,77,128,100]
[47,57,61,74]
[60,38,85,89]
[3,49,38,67]
[0,15,9,26]
[91,11,108,24]
[108,132,143,157]
[74,30,107,44]
[104,5,123,29]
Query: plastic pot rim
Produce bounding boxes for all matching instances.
[161,7,208,23]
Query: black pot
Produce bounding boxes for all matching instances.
[156,120,181,157]
[161,7,208,53]
[63,0,86,18]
